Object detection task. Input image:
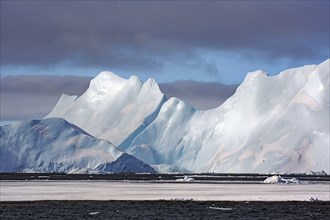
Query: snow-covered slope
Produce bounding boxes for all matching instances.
[127,60,329,173]
[0,118,155,173]
[46,71,166,147]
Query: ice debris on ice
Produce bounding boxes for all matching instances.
[263,175,300,184]
[176,176,195,182]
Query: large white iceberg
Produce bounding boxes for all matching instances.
[2,60,328,174]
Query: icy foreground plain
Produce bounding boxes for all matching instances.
[1,181,329,201]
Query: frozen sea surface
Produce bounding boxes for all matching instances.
[1,181,329,201]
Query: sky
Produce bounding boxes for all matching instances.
[1,0,329,123]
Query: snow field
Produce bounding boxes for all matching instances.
[1,181,329,201]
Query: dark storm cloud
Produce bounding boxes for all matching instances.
[0,75,91,120]
[1,75,91,96]
[1,1,329,72]
[0,75,237,120]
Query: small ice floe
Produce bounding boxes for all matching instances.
[209,207,233,211]
[263,175,300,184]
[88,211,100,215]
[176,175,195,182]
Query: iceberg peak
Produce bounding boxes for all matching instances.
[88,71,128,96]
[245,70,269,81]
[46,71,166,146]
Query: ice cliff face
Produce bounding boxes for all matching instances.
[2,60,328,174]
[128,60,329,173]
[0,118,155,173]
